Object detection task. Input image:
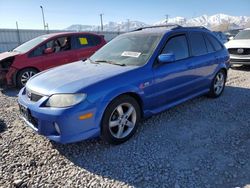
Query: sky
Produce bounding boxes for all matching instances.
[0,0,250,30]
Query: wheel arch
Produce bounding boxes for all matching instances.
[13,67,40,86]
[95,89,145,131]
[98,91,144,143]
[220,67,228,77]
[113,92,144,117]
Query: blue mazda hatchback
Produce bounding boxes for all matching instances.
[18,25,230,144]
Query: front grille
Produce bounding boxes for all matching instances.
[230,59,250,63]
[228,48,250,55]
[30,93,43,102]
[26,88,43,102]
[30,114,38,128]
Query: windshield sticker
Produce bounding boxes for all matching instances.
[79,37,88,45]
[121,51,141,58]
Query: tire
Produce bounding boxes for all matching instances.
[16,68,38,88]
[101,95,141,145]
[208,70,226,98]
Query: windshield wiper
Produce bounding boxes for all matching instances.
[95,60,126,66]
[87,58,99,64]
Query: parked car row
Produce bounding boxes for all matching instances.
[225,28,250,66]
[0,32,106,88]
[16,25,230,144]
[1,25,249,145]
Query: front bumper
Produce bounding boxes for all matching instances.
[18,88,100,144]
[0,69,7,87]
[0,67,18,87]
[229,54,250,65]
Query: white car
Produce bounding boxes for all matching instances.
[225,28,250,65]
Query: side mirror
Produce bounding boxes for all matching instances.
[158,53,175,64]
[229,36,234,40]
[44,47,54,54]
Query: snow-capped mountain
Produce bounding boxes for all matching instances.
[66,21,149,32]
[155,14,250,29]
[66,14,250,32]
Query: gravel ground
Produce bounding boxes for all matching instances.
[0,66,250,188]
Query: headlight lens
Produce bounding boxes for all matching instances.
[46,94,87,108]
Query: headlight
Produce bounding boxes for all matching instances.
[45,94,87,108]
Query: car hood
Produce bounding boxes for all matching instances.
[225,39,250,49]
[0,51,20,61]
[26,61,137,95]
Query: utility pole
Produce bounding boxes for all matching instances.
[46,23,49,33]
[100,13,104,31]
[127,19,130,32]
[165,14,169,24]
[40,6,46,31]
[16,21,21,45]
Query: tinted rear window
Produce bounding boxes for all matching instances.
[91,35,102,45]
[189,32,207,56]
[204,35,215,53]
[74,35,101,49]
[207,34,223,51]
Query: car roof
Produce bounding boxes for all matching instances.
[41,31,101,38]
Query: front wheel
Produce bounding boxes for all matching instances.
[208,70,226,98]
[16,68,38,88]
[101,95,141,145]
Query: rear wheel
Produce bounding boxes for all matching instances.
[101,95,141,144]
[208,70,226,98]
[16,68,38,88]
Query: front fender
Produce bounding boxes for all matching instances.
[91,84,144,129]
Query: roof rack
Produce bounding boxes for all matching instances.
[133,25,210,32]
[181,26,209,30]
[133,24,181,31]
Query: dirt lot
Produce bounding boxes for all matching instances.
[0,66,250,188]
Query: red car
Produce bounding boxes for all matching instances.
[0,32,106,88]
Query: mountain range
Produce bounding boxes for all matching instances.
[66,14,250,32]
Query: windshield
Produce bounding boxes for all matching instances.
[234,30,250,40]
[13,35,49,53]
[90,33,162,66]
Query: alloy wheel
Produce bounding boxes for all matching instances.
[21,71,36,86]
[109,103,137,139]
[214,72,225,95]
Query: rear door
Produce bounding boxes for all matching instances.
[205,33,224,67]
[186,31,216,91]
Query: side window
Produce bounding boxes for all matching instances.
[56,36,71,52]
[29,36,71,57]
[91,35,102,46]
[204,35,215,53]
[189,32,207,56]
[74,35,96,49]
[207,34,223,51]
[30,44,46,57]
[29,40,53,57]
[162,35,189,61]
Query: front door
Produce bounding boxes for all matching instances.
[28,36,73,71]
[152,34,194,107]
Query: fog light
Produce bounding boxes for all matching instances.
[54,122,61,134]
[79,113,93,120]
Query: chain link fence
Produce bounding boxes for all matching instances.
[0,29,123,52]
